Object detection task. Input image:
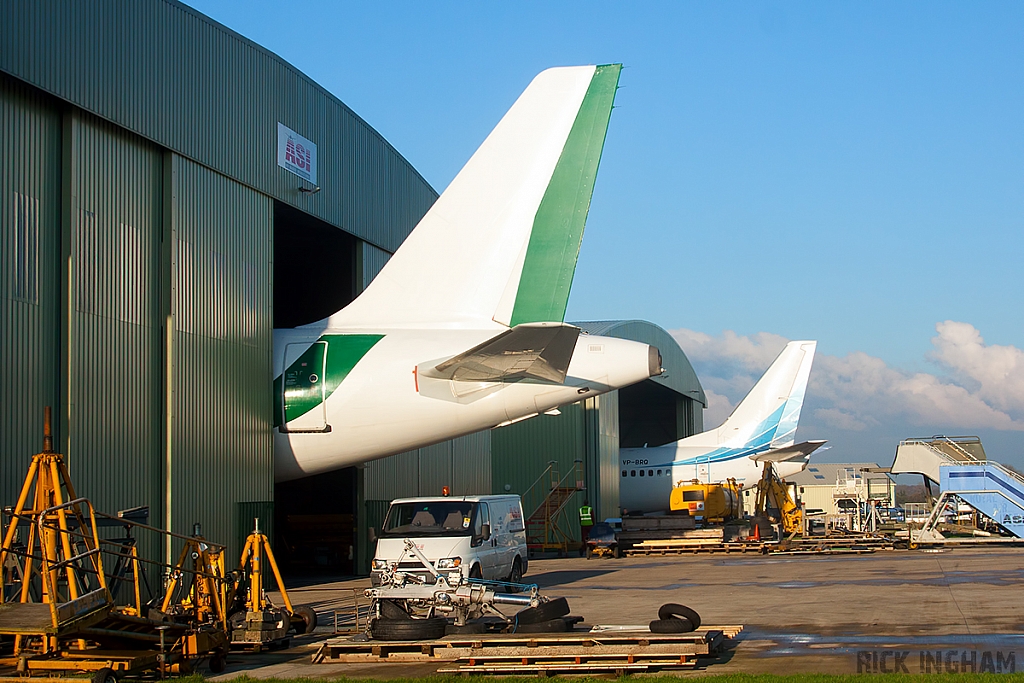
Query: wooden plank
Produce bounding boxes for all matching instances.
[0,603,53,634]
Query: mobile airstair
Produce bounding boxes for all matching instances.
[891,436,1024,543]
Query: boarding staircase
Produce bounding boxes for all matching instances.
[522,460,585,555]
[891,436,1024,542]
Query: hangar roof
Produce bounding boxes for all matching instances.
[0,0,436,253]
[572,320,706,406]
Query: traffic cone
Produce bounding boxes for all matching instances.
[753,521,761,542]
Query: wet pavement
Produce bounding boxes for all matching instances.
[209,546,1024,677]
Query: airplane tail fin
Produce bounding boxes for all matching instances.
[716,341,817,449]
[331,64,621,328]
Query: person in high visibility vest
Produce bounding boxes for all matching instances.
[579,500,594,547]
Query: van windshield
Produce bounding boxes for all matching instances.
[382,501,479,538]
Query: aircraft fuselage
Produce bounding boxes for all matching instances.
[274,325,657,481]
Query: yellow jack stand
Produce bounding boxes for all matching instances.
[228,519,316,650]
[0,407,111,655]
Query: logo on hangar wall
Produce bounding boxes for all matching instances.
[277,122,318,184]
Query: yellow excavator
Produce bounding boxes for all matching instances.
[753,461,803,535]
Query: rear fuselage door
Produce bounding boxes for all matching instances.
[282,341,329,432]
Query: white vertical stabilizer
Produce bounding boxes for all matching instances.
[714,340,817,448]
[330,66,601,328]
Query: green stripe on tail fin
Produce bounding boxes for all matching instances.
[509,64,622,326]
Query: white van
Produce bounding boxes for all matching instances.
[371,495,528,586]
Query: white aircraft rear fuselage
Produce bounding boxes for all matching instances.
[274,325,656,480]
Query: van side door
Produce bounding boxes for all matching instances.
[471,502,498,578]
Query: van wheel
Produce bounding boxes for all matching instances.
[507,558,523,587]
[613,545,621,559]
[469,564,483,580]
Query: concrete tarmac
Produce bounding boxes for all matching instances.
[210,546,1024,678]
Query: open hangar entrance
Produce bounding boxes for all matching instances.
[271,202,372,577]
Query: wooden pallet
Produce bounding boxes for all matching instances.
[313,626,737,669]
[437,654,698,674]
[625,541,769,556]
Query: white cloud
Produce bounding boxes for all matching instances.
[669,323,1024,436]
[929,321,1024,415]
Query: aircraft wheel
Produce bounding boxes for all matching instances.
[515,597,570,625]
[650,617,694,633]
[515,617,568,633]
[657,603,701,629]
[371,616,447,641]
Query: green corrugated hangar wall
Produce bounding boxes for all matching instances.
[0,0,436,576]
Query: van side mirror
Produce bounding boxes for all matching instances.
[369,527,377,543]
[481,524,491,541]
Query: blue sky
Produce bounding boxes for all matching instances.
[188,1,1024,468]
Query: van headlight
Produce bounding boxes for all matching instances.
[436,557,461,569]
[372,559,387,570]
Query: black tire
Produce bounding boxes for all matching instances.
[514,597,570,625]
[208,654,227,674]
[469,564,483,580]
[371,617,447,641]
[228,609,247,631]
[292,604,318,634]
[446,621,487,635]
[91,667,117,683]
[650,617,694,633]
[507,557,523,586]
[585,546,593,559]
[379,599,412,620]
[657,603,701,629]
[515,617,568,634]
[613,544,621,559]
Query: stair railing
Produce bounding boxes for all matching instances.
[521,461,558,525]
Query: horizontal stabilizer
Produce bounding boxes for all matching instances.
[751,440,827,463]
[431,323,580,383]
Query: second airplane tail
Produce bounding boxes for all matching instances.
[714,340,817,450]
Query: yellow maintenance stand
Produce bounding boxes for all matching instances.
[0,408,111,658]
[226,520,317,650]
[0,409,230,679]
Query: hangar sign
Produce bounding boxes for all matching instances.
[277,123,318,184]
